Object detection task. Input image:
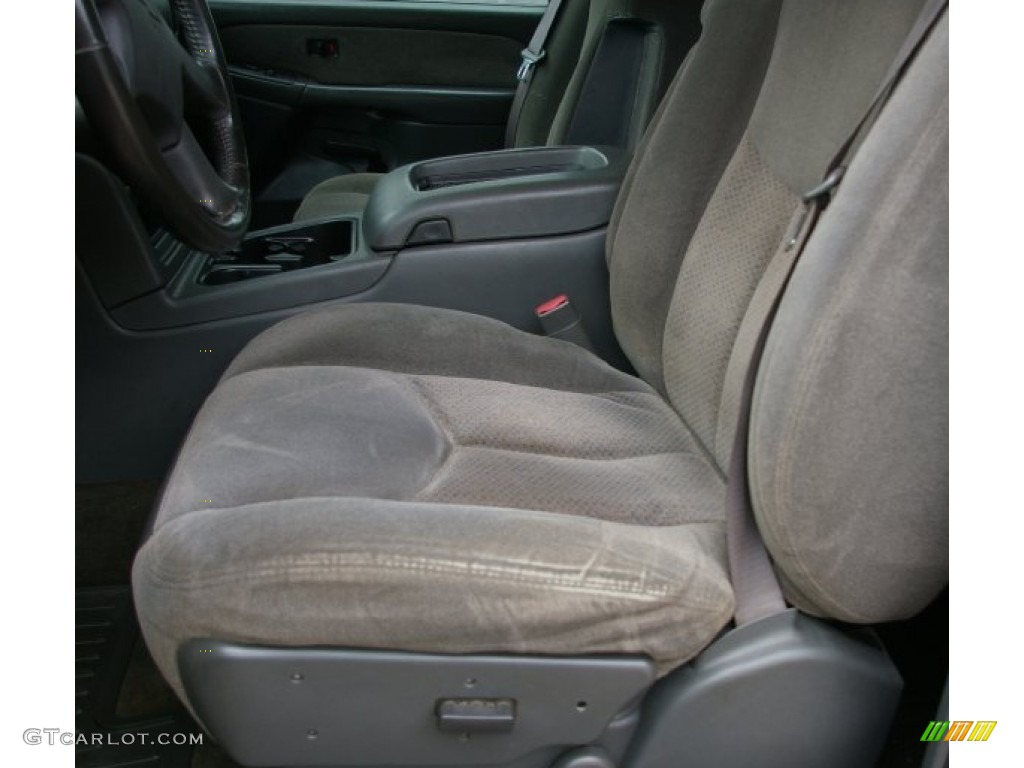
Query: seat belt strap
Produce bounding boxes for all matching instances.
[725,0,948,627]
[505,0,568,148]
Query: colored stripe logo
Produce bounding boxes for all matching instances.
[920,721,997,742]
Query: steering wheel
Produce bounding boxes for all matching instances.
[76,0,250,252]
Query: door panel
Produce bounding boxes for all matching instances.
[221,25,521,88]
[208,0,544,227]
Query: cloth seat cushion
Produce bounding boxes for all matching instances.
[292,173,383,222]
[133,303,734,699]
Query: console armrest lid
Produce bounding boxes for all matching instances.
[363,146,630,251]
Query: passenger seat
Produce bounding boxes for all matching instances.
[134,1,948,765]
[292,0,702,221]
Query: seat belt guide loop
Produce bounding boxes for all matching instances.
[785,166,848,251]
[801,165,847,206]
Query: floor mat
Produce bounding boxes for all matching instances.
[76,587,205,767]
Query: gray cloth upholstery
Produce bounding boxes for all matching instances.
[136,0,949,715]
[640,0,942,616]
[291,173,382,223]
[607,0,783,390]
[136,304,733,699]
[219,302,648,392]
[661,136,798,451]
[293,0,703,222]
[749,15,949,621]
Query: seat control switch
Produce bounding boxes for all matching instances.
[436,698,516,733]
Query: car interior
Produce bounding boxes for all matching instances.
[75,0,949,766]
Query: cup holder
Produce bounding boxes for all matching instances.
[199,219,355,287]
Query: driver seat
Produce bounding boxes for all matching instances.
[133,0,948,765]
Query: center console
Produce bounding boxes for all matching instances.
[364,146,627,249]
[106,144,631,346]
[199,219,357,286]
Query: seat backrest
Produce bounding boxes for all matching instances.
[512,0,702,150]
[608,0,948,621]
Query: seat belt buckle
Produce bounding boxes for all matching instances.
[517,48,546,82]
[535,295,593,351]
